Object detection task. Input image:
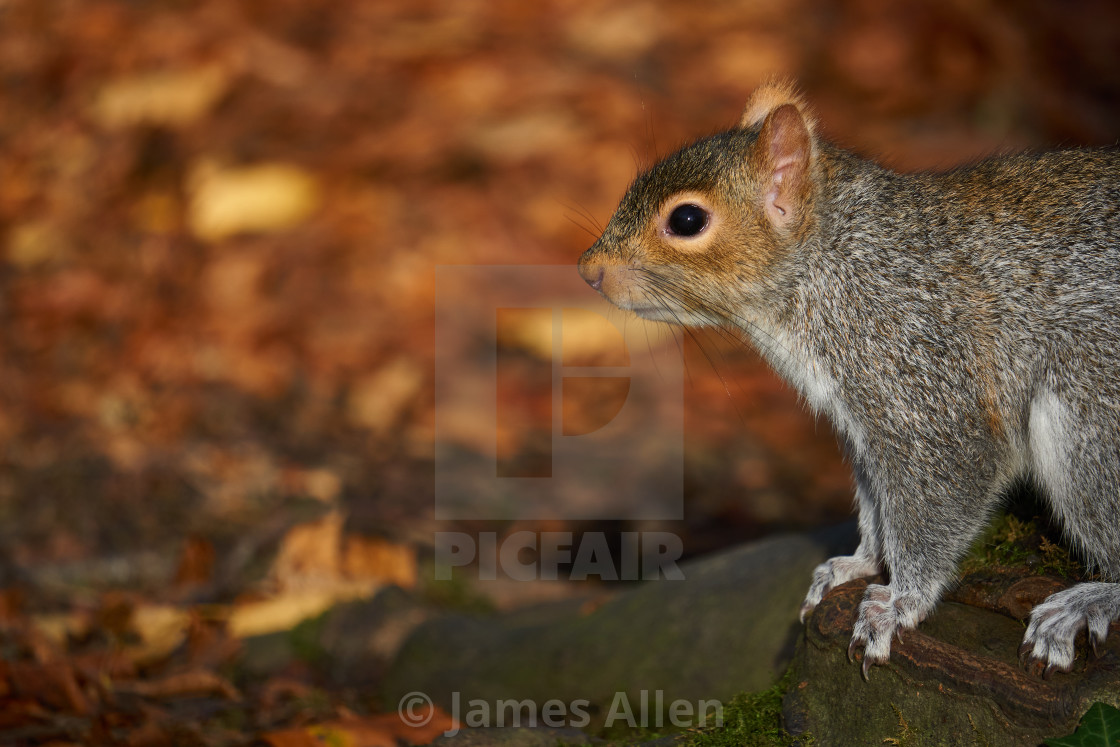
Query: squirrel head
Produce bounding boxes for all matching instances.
[579,79,818,327]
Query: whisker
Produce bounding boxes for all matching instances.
[559,200,606,236]
[565,213,601,241]
[642,288,740,406]
[634,269,791,363]
[637,284,691,384]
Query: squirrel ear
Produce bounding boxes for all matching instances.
[755,103,812,230]
[739,78,815,133]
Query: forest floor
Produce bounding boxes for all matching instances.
[0,0,1117,743]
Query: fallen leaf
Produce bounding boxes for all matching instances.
[92,65,230,129]
[342,535,417,589]
[30,611,94,652]
[7,660,91,714]
[173,536,215,590]
[270,510,344,592]
[497,306,641,365]
[227,586,376,639]
[346,358,423,433]
[281,467,342,504]
[121,720,173,747]
[70,650,137,684]
[187,161,320,241]
[0,697,52,729]
[5,221,71,267]
[467,109,584,162]
[259,708,457,747]
[126,605,191,668]
[113,669,240,701]
[565,2,663,59]
[258,676,314,711]
[256,730,324,747]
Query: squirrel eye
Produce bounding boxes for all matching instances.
[666,203,709,237]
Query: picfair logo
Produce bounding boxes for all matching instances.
[434,265,683,520]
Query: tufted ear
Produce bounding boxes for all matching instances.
[753,102,812,230]
[739,78,816,135]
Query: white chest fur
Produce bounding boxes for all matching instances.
[748,320,866,454]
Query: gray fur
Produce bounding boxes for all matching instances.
[579,110,1120,676]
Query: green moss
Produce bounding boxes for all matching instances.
[882,702,935,746]
[288,610,330,665]
[210,704,248,731]
[960,512,1082,579]
[416,561,496,615]
[683,672,804,747]
[597,724,675,743]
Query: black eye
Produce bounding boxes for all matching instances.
[667,204,709,237]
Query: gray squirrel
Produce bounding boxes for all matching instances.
[578,80,1120,677]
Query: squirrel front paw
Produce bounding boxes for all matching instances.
[847,584,926,679]
[1019,582,1120,677]
[800,554,881,622]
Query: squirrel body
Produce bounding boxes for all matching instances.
[579,81,1120,676]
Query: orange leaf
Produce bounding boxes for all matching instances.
[113,669,240,701]
[7,660,91,714]
[257,708,457,747]
[270,510,344,592]
[342,535,417,589]
[173,536,215,589]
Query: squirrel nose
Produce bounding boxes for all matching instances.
[579,262,605,291]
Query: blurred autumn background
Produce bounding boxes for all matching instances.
[1,0,1119,744]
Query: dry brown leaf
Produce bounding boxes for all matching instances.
[173,536,215,589]
[0,698,52,729]
[467,110,584,162]
[126,605,191,668]
[188,161,320,241]
[342,535,417,589]
[7,660,91,714]
[256,729,323,747]
[5,221,71,268]
[356,708,458,745]
[30,611,94,651]
[346,358,423,433]
[497,306,647,364]
[303,468,342,504]
[230,512,401,636]
[258,676,314,711]
[564,3,663,60]
[227,585,376,639]
[121,720,173,747]
[70,650,137,684]
[113,669,240,701]
[201,251,267,322]
[259,708,457,747]
[281,467,342,504]
[0,661,10,699]
[270,510,344,592]
[92,65,229,129]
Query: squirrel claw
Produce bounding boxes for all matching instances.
[847,637,859,663]
[1018,641,1033,664]
[861,654,873,681]
[1090,632,1103,659]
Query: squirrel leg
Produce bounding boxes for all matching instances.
[1020,582,1120,676]
[800,470,882,622]
[1020,387,1120,674]
[847,469,993,679]
[848,580,936,679]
